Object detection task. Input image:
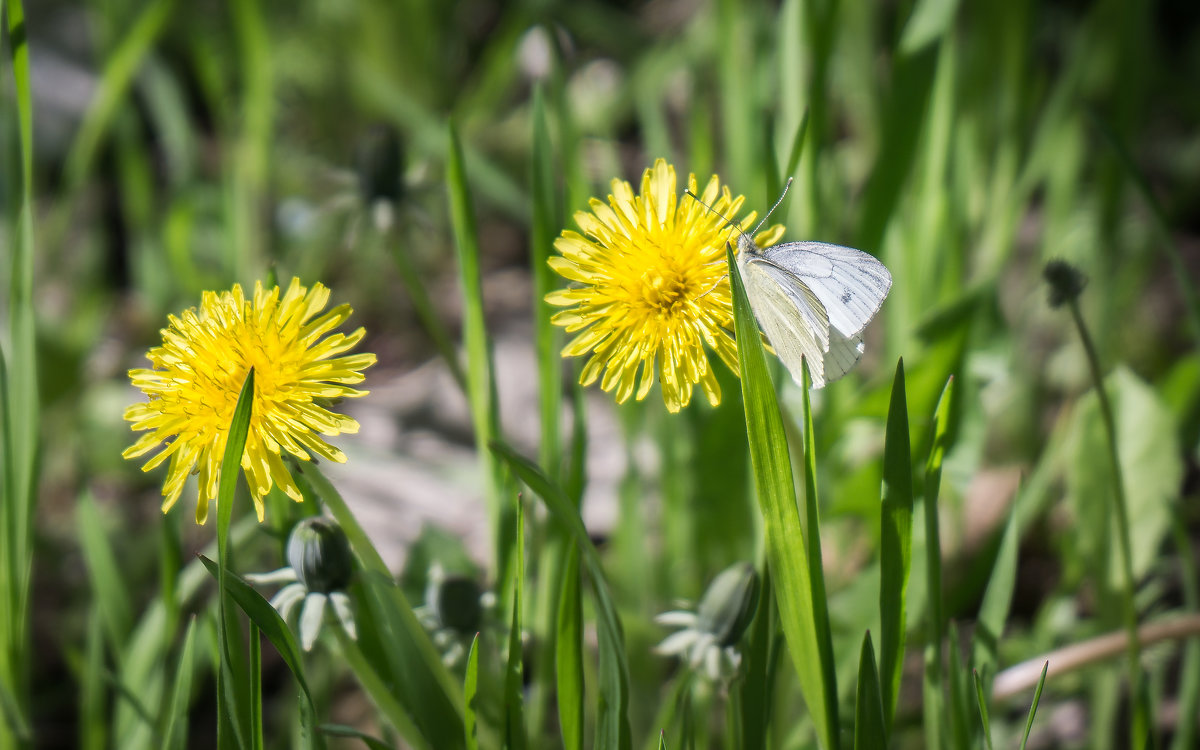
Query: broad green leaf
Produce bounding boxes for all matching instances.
[880,359,914,731]
[1065,367,1182,587]
[727,245,836,750]
[853,631,887,750]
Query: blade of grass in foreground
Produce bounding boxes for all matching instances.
[215,370,255,749]
[490,442,632,750]
[923,376,957,750]
[3,0,39,740]
[1018,663,1049,750]
[447,123,517,605]
[854,632,887,750]
[555,544,584,750]
[297,463,465,747]
[727,245,837,750]
[504,501,527,750]
[880,359,914,734]
[973,670,995,750]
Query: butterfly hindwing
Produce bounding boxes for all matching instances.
[740,256,834,387]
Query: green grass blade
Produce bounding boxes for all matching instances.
[333,627,433,750]
[880,359,914,732]
[555,544,584,750]
[465,634,480,750]
[249,624,262,750]
[162,617,199,750]
[80,607,106,750]
[973,669,995,750]
[3,0,39,737]
[318,724,392,750]
[489,442,632,750]
[531,84,563,474]
[64,0,176,186]
[216,370,255,749]
[946,621,971,750]
[76,494,134,659]
[923,376,956,750]
[1170,518,1200,750]
[504,501,527,750]
[738,564,776,750]
[384,232,467,391]
[854,631,887,750]
[972,502,1020,680]
[1017,663,1049,750]
[726,245,836,750]
[298,465,466,745]
[198,557,315,714]
[446,122,515,598]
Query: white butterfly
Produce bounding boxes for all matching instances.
[698,179,893,388]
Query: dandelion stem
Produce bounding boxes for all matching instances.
[1066,299,1142,691]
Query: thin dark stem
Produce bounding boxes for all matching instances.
[1067,300,1141,675]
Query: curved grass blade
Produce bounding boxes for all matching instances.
[973,669,995,750]
[318,724,393,750]
[216,370,255,749]
[296,462,466,734]
[198,556,314,715]
[465,634,480,750]
[854,632,887,750]
[334,625,433,750]
[490,442,631,750]
[556,544,584,750]
[1017,663,1049,750]
[64,0,177,186]
[726,245,836,749]
[880,359,914,732]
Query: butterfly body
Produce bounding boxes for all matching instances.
[736,233,891,388]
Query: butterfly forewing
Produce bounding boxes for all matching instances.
[757,242,891,338]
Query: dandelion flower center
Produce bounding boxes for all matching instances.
[123,278,376,524]
[545,158,783,413]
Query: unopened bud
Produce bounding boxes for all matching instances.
[286,517,354,594]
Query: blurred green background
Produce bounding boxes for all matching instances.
[4,0,1200,746]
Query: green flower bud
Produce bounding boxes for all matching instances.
[286,517,354,594]
[695,562,760,647]
[434,575,484,634]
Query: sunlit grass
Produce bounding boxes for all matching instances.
[4,0,1199,747]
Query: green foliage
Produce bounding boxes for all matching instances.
[8,0,1200,746]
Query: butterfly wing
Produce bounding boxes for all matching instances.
[758,242,892,339]
[739,255,834,387]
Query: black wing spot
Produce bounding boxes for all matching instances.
[840,291,852,304]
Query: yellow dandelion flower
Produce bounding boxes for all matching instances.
[546,159,784,413]
[124,278,376,524]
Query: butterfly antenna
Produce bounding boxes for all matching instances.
[682,188,754,247]
[749,177,793,237]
